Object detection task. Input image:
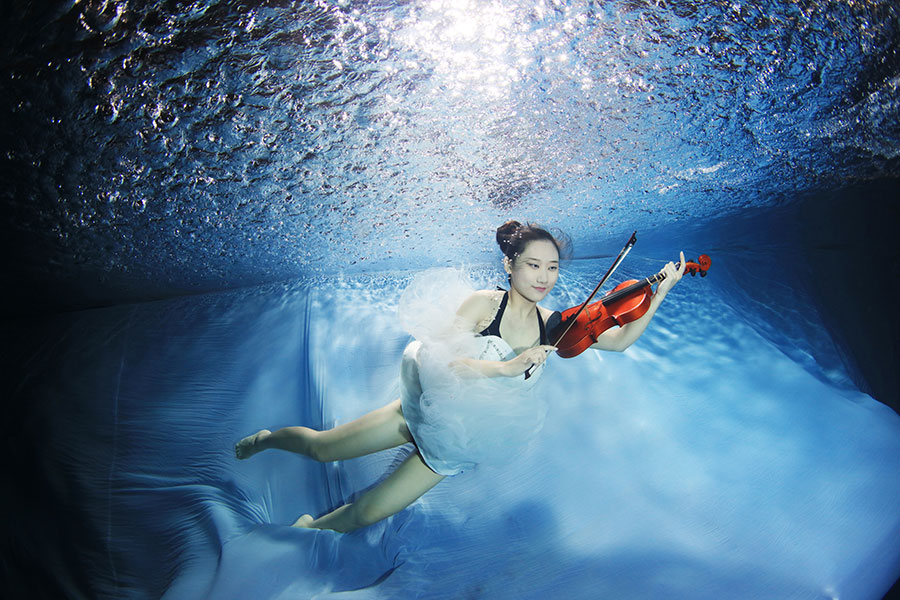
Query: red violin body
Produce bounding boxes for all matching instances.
[554,279,650,358]
[551,254,711,359]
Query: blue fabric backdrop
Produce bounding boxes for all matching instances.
[7,258,900,599]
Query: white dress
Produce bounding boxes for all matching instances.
[398,268,549,476]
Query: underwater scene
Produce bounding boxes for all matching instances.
[2,1,899,599]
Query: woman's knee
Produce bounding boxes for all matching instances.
[305,430,332,462]
[352,497,392,528]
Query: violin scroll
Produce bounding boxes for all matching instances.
[683,254,711,277]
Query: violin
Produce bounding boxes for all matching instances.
[551,254,711,359]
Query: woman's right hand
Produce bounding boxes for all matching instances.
[503,345,556,377]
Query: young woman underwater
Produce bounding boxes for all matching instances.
[235,221,685,533]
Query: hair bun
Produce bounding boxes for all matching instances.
[494,220,569,262]
[495,220,522,255]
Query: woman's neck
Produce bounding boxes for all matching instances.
[506,286,538,319]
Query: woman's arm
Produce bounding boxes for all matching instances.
[449,291,555,377]
[452,345,556,377]
[590,252,685,352]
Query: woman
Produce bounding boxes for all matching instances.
[235,221,685,532]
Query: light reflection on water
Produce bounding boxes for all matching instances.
[3,0,898,302]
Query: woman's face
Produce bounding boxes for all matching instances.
[507,239,560,302]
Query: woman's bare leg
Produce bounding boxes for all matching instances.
[293,450,444,533]
[235,398,412,461]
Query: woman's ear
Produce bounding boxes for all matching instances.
[503,256,512,275]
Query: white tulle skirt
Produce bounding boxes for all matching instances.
[398,268,549,476]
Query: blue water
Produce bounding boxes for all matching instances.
[3,1,900,599]
[8,255,900,599]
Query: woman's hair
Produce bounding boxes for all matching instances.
[495,220,572,263]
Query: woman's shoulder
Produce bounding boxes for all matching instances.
[456,289,504,323]
[461,289,504,310]
[471,289,505,302]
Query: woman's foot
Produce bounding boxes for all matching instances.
[292,514,314,528]
[235,429,271,459]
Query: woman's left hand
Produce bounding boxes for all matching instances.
[655,250,686,297]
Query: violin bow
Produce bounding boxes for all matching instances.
[524,230,637,379]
